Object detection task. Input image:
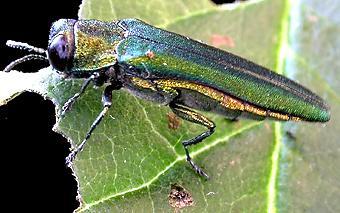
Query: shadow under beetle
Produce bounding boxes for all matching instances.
[4,19,330,179]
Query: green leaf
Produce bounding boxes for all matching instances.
[1,0,339,212]
[277,0,340,211]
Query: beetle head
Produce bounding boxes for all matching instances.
[47,19,76,73]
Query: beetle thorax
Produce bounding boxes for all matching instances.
[72,20,126,72]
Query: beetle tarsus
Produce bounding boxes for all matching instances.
[182,128,215,179]
[66,150,76,167]
[66,105,111,166]
[185,148,210,179]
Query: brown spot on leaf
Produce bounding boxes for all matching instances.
[168,184,194,210]
[211,34,235,48]
[167,112,181,130]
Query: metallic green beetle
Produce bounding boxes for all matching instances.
[4,19,330,178]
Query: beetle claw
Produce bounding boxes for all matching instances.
[187,158,210,180]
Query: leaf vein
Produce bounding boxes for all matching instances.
[133,96,179,156]
[78,122,261,211]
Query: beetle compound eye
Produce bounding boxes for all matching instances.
[47,34,74,72]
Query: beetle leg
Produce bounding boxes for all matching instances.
[61,73,99,117]
[170,103,215,179]
[65,84,116,167]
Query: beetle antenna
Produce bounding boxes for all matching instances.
[4,40,48,72]
[6,40,46,55]
[4,54,47,72]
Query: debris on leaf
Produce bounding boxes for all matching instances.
[168,183,194,210]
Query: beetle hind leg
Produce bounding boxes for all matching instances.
[170,103,215,179]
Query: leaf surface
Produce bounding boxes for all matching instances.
[1,0,339,212]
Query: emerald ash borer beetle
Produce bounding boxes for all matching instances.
[4,19,330,179]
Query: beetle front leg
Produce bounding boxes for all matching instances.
[170,103,215,179]
[66,84,116,167]
[61,73,99,117]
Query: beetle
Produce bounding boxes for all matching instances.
[4,19,330,179]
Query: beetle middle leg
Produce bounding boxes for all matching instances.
[66,84,118,166]
[170,102,215,179]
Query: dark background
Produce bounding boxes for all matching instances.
[0,0,236,212]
